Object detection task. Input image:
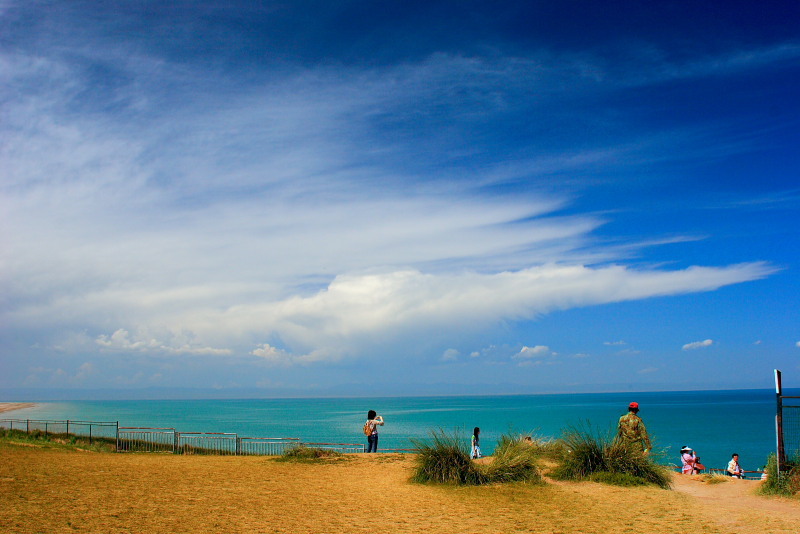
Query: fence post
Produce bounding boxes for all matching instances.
[66,420,70,436]
[174,432,179,454]
[89,423,93,444]
[27,419,30,433]
[236,436,241,455]
[775,369,785,473]
[116,422,119,452]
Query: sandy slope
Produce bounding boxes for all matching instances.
[0,403,36,414]
[1,444,797,534]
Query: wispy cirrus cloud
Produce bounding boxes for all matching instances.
[0,6,791,389]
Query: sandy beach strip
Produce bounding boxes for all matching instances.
[0,403,36,414]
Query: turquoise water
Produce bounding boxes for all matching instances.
[7,389,793,470]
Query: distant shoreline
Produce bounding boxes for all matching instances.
[0,402,37,414]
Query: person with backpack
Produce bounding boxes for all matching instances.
[364,410,384,453]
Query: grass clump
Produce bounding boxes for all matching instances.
[484,434,544,484]
[412,429,488,484]
[552,424,671,489]
[276,445,344,463]
[411,430,544,485]
[759,453,800,497]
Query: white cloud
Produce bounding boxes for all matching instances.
[96,329,232,356]
[604,340,626,346]
[441,348,460,362]
[682,339,714,351]
[251,344,292,364]
[513,345,551,359]
[638,367,659,374]
[0,27,785,382]
[50,261,775,366]
[795,341,800,348]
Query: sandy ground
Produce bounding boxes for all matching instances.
[0,403,36,414]
[1,443,798,534]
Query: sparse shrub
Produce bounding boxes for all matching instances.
[759,453,800,496]
[277,446,343,462]
[553,424,671,489]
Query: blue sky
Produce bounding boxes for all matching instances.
[1,0,799,397]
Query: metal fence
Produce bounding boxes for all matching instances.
[775,369,800,471]
[0,418,118,444]
[782,402,800,459]
[2,418,368,455]
[239,437,303,455]
[117,427,176,452]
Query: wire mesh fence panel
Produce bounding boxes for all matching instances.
[783,403,800,460]
[177,432,238,455]
[238,437,301,456]
[118,428,176,453]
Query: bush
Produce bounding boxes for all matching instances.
[759,453,800,496]
[552,424,671,489]
[277,446,343,462]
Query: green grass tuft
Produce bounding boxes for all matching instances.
[411,429,488,484]
[552,423,671,489]
[412,430,545,485]
[758,453,800,496]
[484,434,544,484]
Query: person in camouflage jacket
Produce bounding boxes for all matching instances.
[616,401,651,452]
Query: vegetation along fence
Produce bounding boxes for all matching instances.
[0,418,118,444]
[1,418,366,455]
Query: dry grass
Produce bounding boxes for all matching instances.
[2,441,799,534]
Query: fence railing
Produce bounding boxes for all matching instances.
[2,418,368,455]
[0,418,118,444]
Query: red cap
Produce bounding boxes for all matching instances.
[629,402,639,409]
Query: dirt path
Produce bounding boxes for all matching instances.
[670,474,800,533]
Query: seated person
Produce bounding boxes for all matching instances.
[680,445,703,474]
[726,453,743,478]
[680,446,695,474]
